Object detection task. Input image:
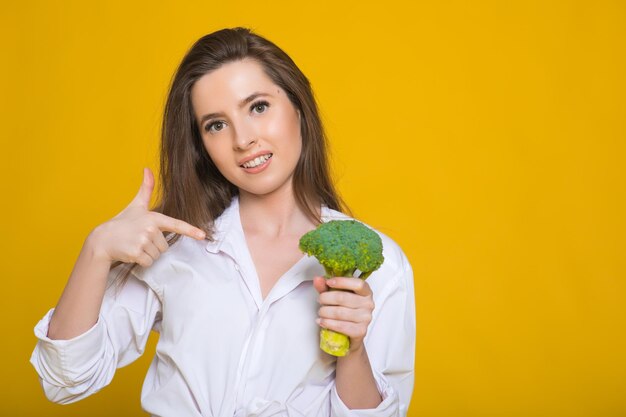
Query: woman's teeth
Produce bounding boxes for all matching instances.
[242,154,272,168]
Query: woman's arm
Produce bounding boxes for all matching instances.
[335,343,383,408]
[46,232,115,340]
[31,269,162,404]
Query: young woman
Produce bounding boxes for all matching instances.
[31,27,416,417]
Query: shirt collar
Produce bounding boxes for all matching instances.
[204,196,239,254]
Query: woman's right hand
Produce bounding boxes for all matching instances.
[88,167,206,267]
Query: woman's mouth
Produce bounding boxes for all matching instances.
[241,153,273,169]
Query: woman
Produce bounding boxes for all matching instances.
[31,27,415,416]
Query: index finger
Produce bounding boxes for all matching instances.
[326,277,372,296]
[152,212,206,240]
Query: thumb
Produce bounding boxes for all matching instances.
[130,167,154,209]
[313,276,329,294]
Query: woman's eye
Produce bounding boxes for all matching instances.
[205,121,225,133]
[204,102,268,133]
[251,101,269,114]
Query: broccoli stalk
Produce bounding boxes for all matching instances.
[299,220,384,356]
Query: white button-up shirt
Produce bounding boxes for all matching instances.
[31,197,416,416]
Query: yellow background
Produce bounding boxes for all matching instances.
[1,1,625,416]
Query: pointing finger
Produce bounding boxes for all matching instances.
[152,212,206,240]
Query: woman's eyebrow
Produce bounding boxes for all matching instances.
[199,92,272,124]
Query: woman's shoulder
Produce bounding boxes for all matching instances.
[129,198,239,290]
[128,234,207,293]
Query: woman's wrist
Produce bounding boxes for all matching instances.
[335,344,383,409]
[85,225,114,265]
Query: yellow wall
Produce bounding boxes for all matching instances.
[2,1,624,416]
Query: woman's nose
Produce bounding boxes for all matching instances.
[233,122,258,150]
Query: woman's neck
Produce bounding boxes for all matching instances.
[238,187,318,238]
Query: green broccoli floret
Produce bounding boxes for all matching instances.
[299,220,384,279]
[299,220,385,356]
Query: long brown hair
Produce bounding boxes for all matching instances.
[111,27,348,286]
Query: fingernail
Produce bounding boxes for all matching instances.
[315,318,321,325]
[327,279,336,286]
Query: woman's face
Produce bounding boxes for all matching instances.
[191,58,302,199]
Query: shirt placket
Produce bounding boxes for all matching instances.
[231,256,272,414]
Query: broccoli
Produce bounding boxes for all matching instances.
[299,219,384,356]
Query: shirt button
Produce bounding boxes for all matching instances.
[234,264,240,271]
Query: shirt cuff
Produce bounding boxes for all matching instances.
[330,368,399,417]
[30,308,106,386]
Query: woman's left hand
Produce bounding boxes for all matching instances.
[313,276,375,353]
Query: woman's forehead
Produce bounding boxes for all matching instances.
[193,60,276,98]
[191,60,284,116]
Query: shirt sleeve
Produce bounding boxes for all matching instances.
[329,251,416,417]
[29,266,162,404]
